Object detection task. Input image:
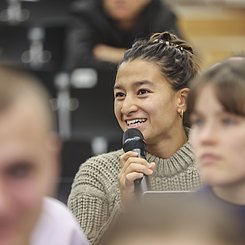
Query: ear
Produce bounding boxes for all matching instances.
[176,88,190,115]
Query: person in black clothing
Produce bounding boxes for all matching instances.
[188,56,245,229]
[64,0,182,70]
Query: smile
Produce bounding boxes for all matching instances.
[126,118,147,126]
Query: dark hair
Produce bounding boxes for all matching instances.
[188,57,245,117]
[120,32,199,90]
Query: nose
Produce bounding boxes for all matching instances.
[198,122,218,145]
[120,94,138,115]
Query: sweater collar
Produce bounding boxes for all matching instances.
[145,140,194,177]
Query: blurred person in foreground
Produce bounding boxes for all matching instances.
[65,0,183,70]
[0,64,89,245]
[100,197,245,245]
[68,31,201,245]
[188,56,245,228]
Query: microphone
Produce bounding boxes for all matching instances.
[122,128,150,193]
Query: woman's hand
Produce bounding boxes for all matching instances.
[118,151,155,210]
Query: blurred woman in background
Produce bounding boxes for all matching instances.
[189,56,245,228]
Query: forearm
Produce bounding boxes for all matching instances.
[68,194,109,244]
[68,152,122,244]
[93,44,126,64]
[68,184,121,245]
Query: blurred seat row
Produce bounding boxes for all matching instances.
[0,0,122,203]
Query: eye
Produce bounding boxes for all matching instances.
[114,91,125,99]
[7,162,33,179]
[190,115,204,127]
[221,116,238,126]
[137,89,150,96]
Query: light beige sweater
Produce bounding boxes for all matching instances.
[68,141,201,245]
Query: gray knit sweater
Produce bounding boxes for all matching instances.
[68,141,201,245]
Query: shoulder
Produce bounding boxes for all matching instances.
[148,0,177,19]
[31,197,89,245]
[145,0,181,35]
[69,0,106,24]
[70,0,98,14]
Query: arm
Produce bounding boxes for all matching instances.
[93,44,126,64]
[65,22,124,69]
[68,155,121,245]
[68,193,110,244]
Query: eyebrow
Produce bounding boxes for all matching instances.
[114,80,154,90]
[191,108,230,117]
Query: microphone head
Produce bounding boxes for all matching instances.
[123,128,146,153]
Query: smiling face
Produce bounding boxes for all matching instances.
[0,97,59,245]
[114,59,185,148]
[190,85,245,188]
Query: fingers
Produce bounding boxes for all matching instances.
[118,151,155,210]
[120,151,150,171]
[149,162,156,171]
[124,172,144,188]
[119,151,138,168]
[118,151,155,189]
[119,163,152,187]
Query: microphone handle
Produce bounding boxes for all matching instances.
[132,148,150,193]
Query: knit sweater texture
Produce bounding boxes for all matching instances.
[68,141,201,245]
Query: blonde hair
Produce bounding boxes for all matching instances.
[0,64,55,131]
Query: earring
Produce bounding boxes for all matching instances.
[179,109,184,118]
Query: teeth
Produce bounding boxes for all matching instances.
[126,118,146,126]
